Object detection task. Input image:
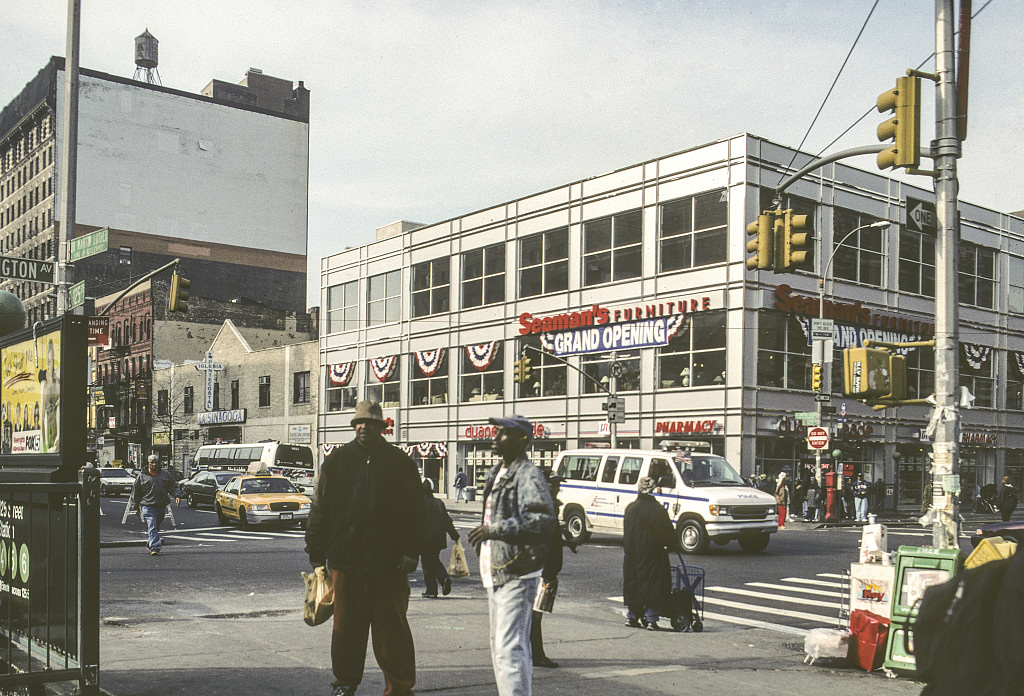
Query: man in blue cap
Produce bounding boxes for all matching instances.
[467,415,555,696]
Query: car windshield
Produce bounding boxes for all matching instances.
[675,454,745,487]
[213,472,237,485]
[101,469,133,478]
[240,478,298,495]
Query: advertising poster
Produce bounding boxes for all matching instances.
[0,329,62,455]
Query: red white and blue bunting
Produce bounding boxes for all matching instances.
[370,355,398,382]
[466,341,500,371]
[402,442,449,458]
[414,348,445,376]
[329,362,356,386]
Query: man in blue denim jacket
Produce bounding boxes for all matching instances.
[468,415,555,696]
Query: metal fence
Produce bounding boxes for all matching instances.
[0,469,99,695]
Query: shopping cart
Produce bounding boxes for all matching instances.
[670,554,705,632]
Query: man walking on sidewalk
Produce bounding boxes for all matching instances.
[128,455,180,555]
[468,414,555,696]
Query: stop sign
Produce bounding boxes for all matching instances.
[807,427,830,450]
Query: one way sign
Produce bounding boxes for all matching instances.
[906,196,937,235]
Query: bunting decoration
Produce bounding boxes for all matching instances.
[403,442,449,458]
[321,444,339,458]
[414,348,446,376]
[329,362,356,386]
[466,341,500,371]
[665,315,688,341]
[370,355,398,381]
[962,344,991,372]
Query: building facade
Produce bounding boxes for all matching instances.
[0,58,310,322]
[319,134,1024,510]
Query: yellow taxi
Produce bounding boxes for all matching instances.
[214,467,312,529]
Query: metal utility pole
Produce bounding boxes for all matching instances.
[930,0,961,549]
[56,0,82,314]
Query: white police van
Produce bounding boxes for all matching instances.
[554,445,778,553]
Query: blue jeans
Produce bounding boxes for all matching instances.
[455,486,468,503]
[486,575,540,696]
[855,497,869,521]
[141,505,166,551]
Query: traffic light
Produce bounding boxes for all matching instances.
[168,272,190,313]
[876,74,921,170]
[842,347,906,401]
[775,209,812,272]
[513,355,533,383]
[811,363,822,392]
[745,213,774,270]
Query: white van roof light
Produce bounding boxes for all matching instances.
[658,440,713,452]
[247,461,271,475]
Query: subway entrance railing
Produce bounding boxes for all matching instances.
[0,471,100,695]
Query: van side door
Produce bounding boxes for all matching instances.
[558,453,604,527]
[611,455,646,530]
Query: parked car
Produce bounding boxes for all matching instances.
[98,467,136,497]
[214,473,311,529]
[181,470,237,509]
[970,519,1024,548]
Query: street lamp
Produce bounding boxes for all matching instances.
[815,220,889,520]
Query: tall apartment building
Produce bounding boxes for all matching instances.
[319,133,1024,512]
[0,57,310,324]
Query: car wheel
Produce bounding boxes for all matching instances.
[738,533,770,553]
[215,503,229,526]
[238,508,250,530]
[186,493,197,509]
[678,519,709,554]
[563,507,591,544]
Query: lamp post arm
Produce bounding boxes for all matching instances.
[819,221,890,319]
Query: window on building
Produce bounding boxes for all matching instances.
[325,365,358,412]
[898,228,936,297]
[1009,256,1024,314]
[660,189,728,272]
[366,360,400,408]
[411,258,450,317]
[958,242,996,309]
[212,382,220,411]
[756,311,810,390]
[515,336,565,399]
[293,371,311,404]
[1008,351,1024,412]
[367,270,401,325]
[157,389,168,417]
[326,281,359,333]
[581,349,640,394]
[411,349,448,406]
[258,375,271,407]
[230,380,239,410]
[519,227,568,298]
[960,344,994,408]
[462,243,505,308]
[833,209,885,286]
[118,246,132,265]
[183,386,194,415]
[901,345,935,401]
[461,343,504,402]
[583,209,642,286]
[658,310,726,388]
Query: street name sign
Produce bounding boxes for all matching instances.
[807,427,830,450]
[69,281,86,310]
[0,256,55,282]
[69,227,109,262]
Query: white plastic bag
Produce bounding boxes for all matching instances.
[803,627,852,665]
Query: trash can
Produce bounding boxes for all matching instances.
[465,487,476,502]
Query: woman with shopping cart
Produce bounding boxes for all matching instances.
[623,476,682,631]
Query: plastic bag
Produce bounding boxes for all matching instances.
[803,627,852,665]
[448,539,470,579]
[302,565,334,627]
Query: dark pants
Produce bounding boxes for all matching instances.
[421,548,450,596]
[330,568,415,696]
[530,610,546,658]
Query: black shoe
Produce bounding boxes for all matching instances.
[533,655,559,668]
[625,618,641,628]
[646,621,660,631]
[442,577,452,596]
[331,686,356,696]
[421,592,437,598]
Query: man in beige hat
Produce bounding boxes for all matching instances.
[306,401,425,696]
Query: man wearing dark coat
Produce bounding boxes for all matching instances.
[420,479,459,597]
[623,476,679,631]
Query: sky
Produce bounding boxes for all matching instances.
[4,1,1023,306]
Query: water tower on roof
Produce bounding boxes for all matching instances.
[133,29,162,85]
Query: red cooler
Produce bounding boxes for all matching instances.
[849,609,890,671]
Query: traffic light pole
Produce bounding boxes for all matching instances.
[56,0,82,315]
[930,0,961,549]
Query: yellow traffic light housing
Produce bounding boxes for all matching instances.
[746,213,774,270]
[775,209,812,272]
[876,75,921,170]
[811,363,822,392]
[513,355,533,384]
[168,272,190,313]
[843,347,906,402]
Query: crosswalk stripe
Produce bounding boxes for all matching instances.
[746,582,844,598]
[166,534,235,543]
[707,586,839,609]
[780,577,845,588]
[702,610,810,636]
[701,596,837,624]
[194,532,274,541]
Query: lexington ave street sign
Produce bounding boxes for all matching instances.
[0,256,55,283]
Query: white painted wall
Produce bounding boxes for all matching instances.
[55,71,308,255]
